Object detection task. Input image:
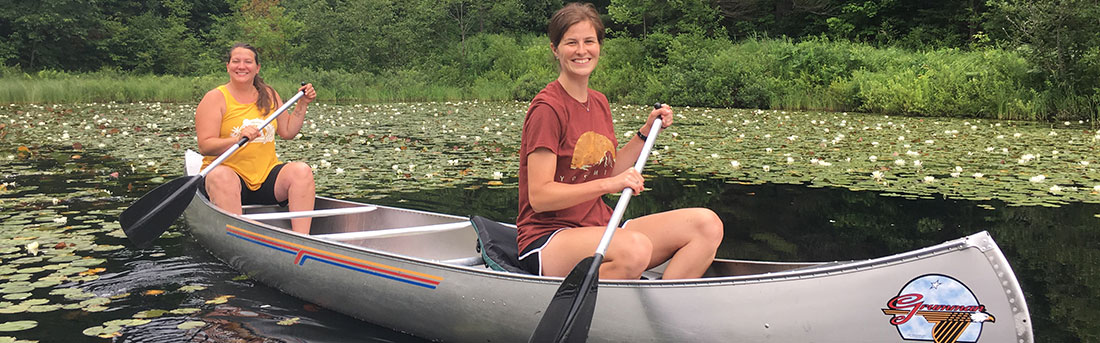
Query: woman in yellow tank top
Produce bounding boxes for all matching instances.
[195,43,317,234]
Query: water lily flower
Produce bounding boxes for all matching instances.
[1013,133,1022,138]
[710,153,719,158]
[871,171,884,181]
[765,148,772,153]
[1029,175,1046,183]
[951,172,961,178]
[335,168,344,174]
[869,156,878,162]
[762,165,770,172]
[913,160,922,168]
[894,159,906,166]
[26,242,39,256]
[921,176,935,183]
[1081,161,1090,166]
[1093,185,1100,192]
[730,161,741,169]
[493,171,503,180]
[973,173,984,179]
[906,150,919,157]
[786,157,794,164]
[1049,185,1062,194]
[955,166,963,172]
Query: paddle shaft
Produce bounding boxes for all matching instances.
[550,106,664,342]
[593,117,662,256]
[199,88,306,177]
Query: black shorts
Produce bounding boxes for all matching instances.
[201,163,288,207]
[517,230,559,276]
[516,221,631,275]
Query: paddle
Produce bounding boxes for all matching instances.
[119,83,307,248]
[529,103,666,343]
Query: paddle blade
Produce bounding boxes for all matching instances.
[119,176,201,248]
[530,256,600,343]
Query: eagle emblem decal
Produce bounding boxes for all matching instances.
[883,274,995,343]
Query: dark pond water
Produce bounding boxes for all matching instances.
[1,148,1097,342]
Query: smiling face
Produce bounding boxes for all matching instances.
[552,20,600,81]
[226,47,259,84]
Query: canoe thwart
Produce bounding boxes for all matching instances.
[314,221,471,241]
[241,206,378,220]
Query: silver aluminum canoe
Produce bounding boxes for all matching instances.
[182,193,1034,343]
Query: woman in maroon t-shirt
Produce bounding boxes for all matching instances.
[517,3,724,280]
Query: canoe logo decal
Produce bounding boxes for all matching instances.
[882,274,995,343]
[225,225,443,289]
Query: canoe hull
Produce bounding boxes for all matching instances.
[183,193,1033,342]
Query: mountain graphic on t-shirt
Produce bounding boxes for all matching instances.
[571,131,615,170]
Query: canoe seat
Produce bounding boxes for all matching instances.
[470,216,528,274]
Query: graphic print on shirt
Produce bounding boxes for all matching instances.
[569,131,616,181]
[231,118,276,144]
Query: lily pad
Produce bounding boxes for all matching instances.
[176,321,206,330]
[0,321,36,332]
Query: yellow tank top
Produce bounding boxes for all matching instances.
[201,85,280,191]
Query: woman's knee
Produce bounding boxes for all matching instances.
[608,232,652,272]
[283,162,314,184]
[205,167,240,190]
[689,208,724,244]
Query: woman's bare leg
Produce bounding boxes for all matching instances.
[274,162,315,234]
[624,208,724,279]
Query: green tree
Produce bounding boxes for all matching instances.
[0,0,109,70]
[609,0,724,36]
[103,0,203,74]
[986,0,1100,119]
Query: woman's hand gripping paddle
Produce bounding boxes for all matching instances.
[119,83,307,248]
[529,103,666,343]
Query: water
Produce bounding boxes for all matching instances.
[2,148,1097,342]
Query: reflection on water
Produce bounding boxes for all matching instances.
[2,147,1096,342]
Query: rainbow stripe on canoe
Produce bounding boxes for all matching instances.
[225,225,443,289]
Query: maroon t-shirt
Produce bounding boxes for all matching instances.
[517,80,618,253]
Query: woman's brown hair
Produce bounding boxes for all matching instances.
[225,43,273,116]
[548,2,604,48]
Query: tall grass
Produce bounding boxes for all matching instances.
[0,35,1082,122]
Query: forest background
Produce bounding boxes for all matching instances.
[1,0,1099,123]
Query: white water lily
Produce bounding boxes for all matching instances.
[26,242,39,256]
[730,161,741,169]
[955,166,963,172]
[894,159,906,166]
[871,171,884,181]
[762,165,770,172]
[334,168,344,174]
[492,171,503,180]
[1081,161,1090,166]
[786,157,794,164]
[1093,185,1100,192]
[973,173,984,179]
[710,153,720,158]
[951,172,961,178]
[923,176,936,183]
[1049,185,1062,194]
[906,150,919,157]
[913,160,922,168]
[1029,175,1046,183]
[1013,133,1022,138]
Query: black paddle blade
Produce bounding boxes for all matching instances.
[119,176,201,248]
[530,256,601,343]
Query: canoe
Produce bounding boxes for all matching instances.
[179,156,1034,342]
